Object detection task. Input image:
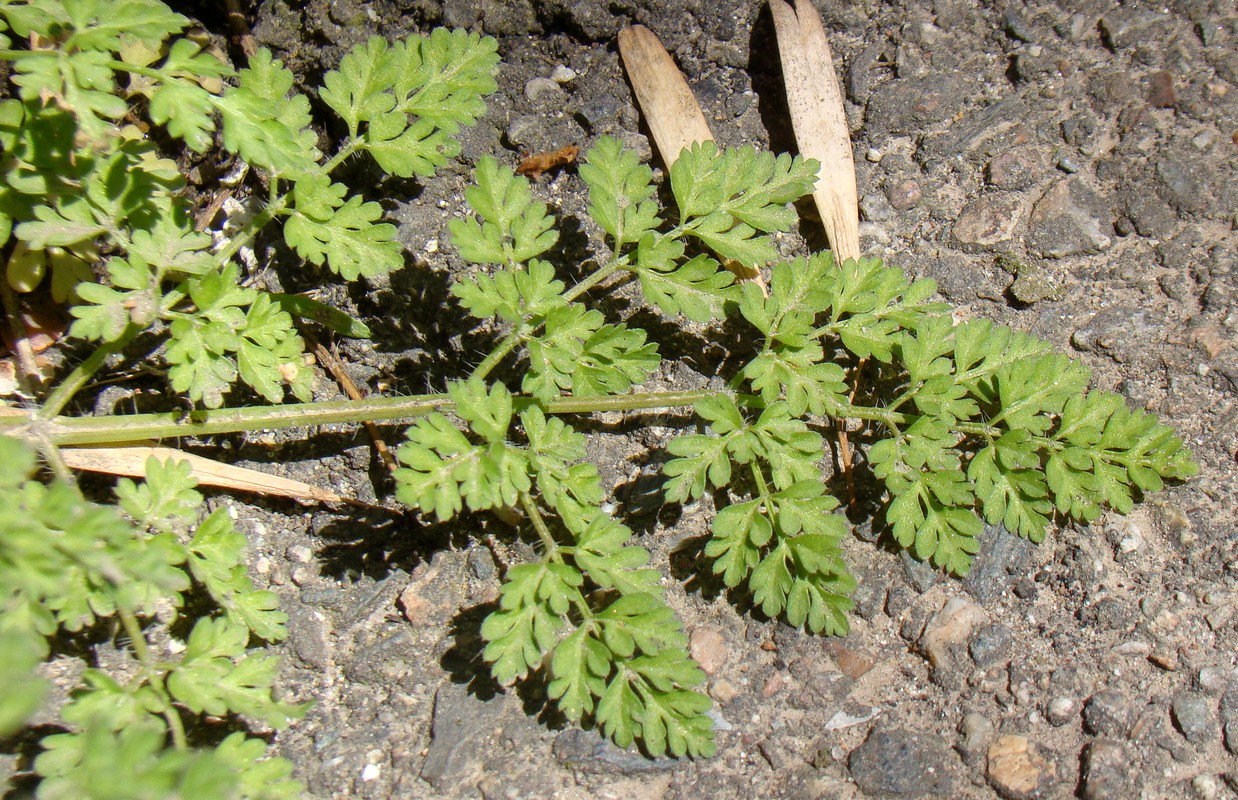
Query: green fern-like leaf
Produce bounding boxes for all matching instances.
[216,49,319,175]
[448,157,558,265]
[669,142,817,267]
[580,136,661,248]
[284,189,402,280]
[453,257,567,323]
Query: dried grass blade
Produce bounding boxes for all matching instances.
[61,444,350,504]
[618,25,715,165]
[770,0,860,262]
[619,25,763,288]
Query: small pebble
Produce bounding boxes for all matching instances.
[1192,130,1217,150]
[291,565,315,586]
[961,712,994,750]
[1198,666,1234,694]
[1081,738,1140,800]
[549,65,576,83]
[1117,528,1144,553]
[523,77,563,103]
[689,627,728,676]
[288,543,314,563]
[969,623,1014,669]
[1192,774,1221,800]
[850,728,957,796]
[1047,696,1078,726]
[886,179,922,210]
[505,115,540,146]
[860,192,893,221]
[826,641,876,679]
[709,679,739,703]
[987,735,1057,799]
[866,147,883,162]
[1172,693,1216,743]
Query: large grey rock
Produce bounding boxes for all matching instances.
[866,75,970,138]
[1099,9,1173,50]
[1071,307,1162,364]
[1081,738,1142,800]
[1025,179,1114,259]
[1155,155,1217,218]
[849,727,957,797]
[964,524,1034,604]
[420,681,508,790]
[1172,693,1217,744]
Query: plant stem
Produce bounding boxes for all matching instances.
[471,326,528,382]
[38,333,137,420]
[749,460,771,502]
[521,492,560,560]
[8,382,921,449]
[562,258,626,304]
[471,256,630,382]
[3,389,722,447]
[118,607,188,751]
[212,194,288,268]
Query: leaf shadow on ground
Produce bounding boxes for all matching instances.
[438,601,569,732]
[313,507,502,582]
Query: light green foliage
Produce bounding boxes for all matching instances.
[1,2,498,407]
[283,183,401,281]
[579,136,661,247]
[403,139,826,754]
[0,440,304,798]
[0,5,499,792]
[188,510,290,643]
[397,380,715,757]
[163,266,313,408]
[669,142,818,266]
[319,30,498,176]
[395,134,1194,755]
[448,156,559,265]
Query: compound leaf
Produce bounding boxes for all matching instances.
[284,195,402,280]
[580,136,660,248]
[448,157,557,265]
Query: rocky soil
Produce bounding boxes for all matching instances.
[212,0,1237,797]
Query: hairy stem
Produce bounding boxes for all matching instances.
[472,254,631,382]
[118,607,187,751]
[3,389,722,447]
[471,325,529,382]
[9,384,921,449]
[521,492,561,561]
[37,332,138,420]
